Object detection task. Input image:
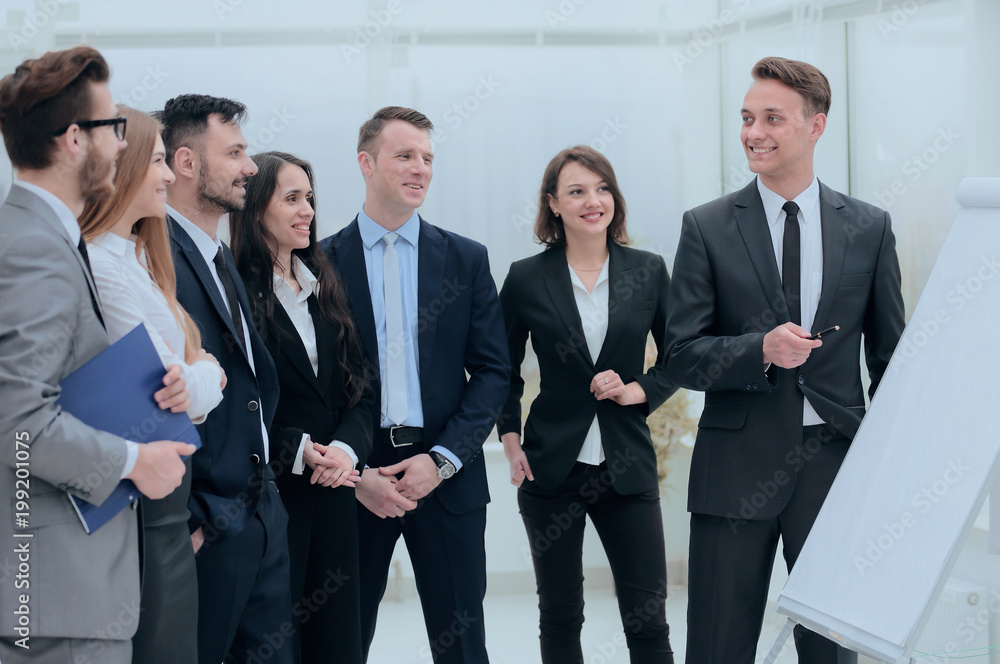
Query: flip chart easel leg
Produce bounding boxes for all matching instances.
[762,619,795,664]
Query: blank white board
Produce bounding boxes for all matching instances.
[776,177,1000,663]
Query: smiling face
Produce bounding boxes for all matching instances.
[262,162,314,263]
[195,113,257,214]
[740,78,825,194]
[359,119,433,228]
[129,133,175,221]
[547,161,615,246]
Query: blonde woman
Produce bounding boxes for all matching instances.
[79,106,225,664]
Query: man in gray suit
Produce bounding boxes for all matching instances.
[0,46,195,664]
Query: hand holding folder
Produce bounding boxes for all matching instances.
[57,324,203,533]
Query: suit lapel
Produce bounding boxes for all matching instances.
[9,187,106,328]
[595,242,631,367]
[168,216,249,362]
[271,295,323,395]
[331,220,379,373]
[734,179,787,322]
[417,218,447,391]
[311,296,338,400]
[543,247,595,371]
[812,182,849,331]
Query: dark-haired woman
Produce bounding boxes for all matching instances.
[499,146,675,663]
[230,151,373,664]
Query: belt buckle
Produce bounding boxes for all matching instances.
[389,425,412,448]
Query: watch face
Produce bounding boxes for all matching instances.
[439,465,456,480]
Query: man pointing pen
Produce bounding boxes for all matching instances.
[664,57,904,663]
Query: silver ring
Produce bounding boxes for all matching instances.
[605,378,609,385]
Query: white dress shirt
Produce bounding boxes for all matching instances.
[758,176,824,426]
[357,210,462,470]
[168,205,272,462]
[88,231,224,423]
[13,181,139,477]
[568,257,610,465]
[272,257,358,474]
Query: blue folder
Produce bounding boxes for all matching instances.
[57,324,202,534]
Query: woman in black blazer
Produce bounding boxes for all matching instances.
[499,146,676,663]
[230,151,374,664]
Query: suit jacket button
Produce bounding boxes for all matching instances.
[745,384,752,390]
[250,453,261,464]
[752,383,759,389]
[248,400,259,412]
[798,375,805,385]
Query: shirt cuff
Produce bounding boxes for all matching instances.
[329,440,359,468]
[431,445,462,471]
[292,433,309,475]
[121,440,139,479]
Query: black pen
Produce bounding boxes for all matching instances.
[808,325,840,340]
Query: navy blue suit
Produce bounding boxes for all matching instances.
[169,217,293,664]
[321,216,510,663]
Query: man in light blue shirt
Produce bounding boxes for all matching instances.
[322,106,510,663]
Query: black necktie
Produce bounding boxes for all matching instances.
[213,246,246,352]
[77,237,105,328]
[782,200,801,326]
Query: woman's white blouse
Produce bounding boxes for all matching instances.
[89,231,224,423]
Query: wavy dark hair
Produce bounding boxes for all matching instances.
[229,151,365,407]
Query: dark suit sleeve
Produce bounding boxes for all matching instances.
[498,261,528,437]
[433,245,511,465]
[665,209,771,393]
[333,366,376,468]
[863,212,905,398]
[631,254,676,414]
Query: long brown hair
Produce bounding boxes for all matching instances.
[79,105,202,363]
[229,151,366,407]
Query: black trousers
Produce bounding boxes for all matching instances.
[195,480,293,664]
[518,462,674,664]
[281,479,362,664]
[685,426,858,664]
[357,492,489,664]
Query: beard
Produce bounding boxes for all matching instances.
[78,144,115,205]
[197,160,247,214]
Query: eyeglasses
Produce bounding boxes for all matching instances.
[52,116,127,141]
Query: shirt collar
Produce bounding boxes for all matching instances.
[567,256,610,291]
[89,231,131,256]
[167,204,223,266]
[13,180,81,245]
[757,176,820,228]
[358,208,421,250]
[273,255,319,300]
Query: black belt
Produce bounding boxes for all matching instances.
[377,426,423,448]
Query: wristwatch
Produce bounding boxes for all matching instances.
[429,451,457,480]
